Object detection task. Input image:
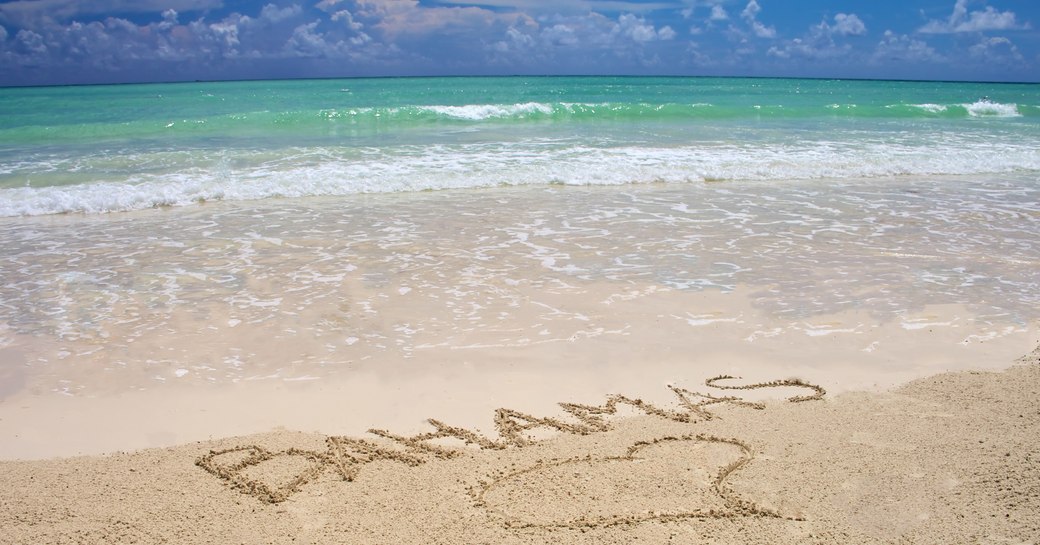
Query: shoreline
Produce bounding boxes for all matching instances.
[2,283,1035,461]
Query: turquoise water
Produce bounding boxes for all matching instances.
[1,76,1039,215]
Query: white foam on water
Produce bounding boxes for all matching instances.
[801,323,862,337]
[421,102,554,120]
[910,103,948,113]
[680,314,740,327]
[282,375,321,382]
[963,100,1020,117]
[3,137,1039,217]
[900,318,957,330]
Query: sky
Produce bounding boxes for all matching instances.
[0,0,1037,86]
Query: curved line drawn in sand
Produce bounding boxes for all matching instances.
[196,376,825,508]
[474,434,800,529]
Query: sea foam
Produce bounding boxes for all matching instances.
[3,139,1039,216]
[963,100,1020,117]
[421,103,554,120]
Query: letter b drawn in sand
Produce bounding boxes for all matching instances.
[474,434,798,529]
[195,446,330,504]
[196,436,455,504]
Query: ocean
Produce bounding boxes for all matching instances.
[1,76,1039,215]
[0,77,1037,432]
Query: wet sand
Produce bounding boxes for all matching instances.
[0,283,1034,459]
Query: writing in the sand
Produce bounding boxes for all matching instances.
[196,376,825,504]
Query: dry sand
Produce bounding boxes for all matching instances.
[2,346,1037,544]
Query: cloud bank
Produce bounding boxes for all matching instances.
[0,0,1035,85]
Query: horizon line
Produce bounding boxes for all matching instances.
[3,73,1039,91]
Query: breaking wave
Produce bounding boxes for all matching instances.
[2,100,1034,145]
[3,138,1039,216]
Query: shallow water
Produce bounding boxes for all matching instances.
[1,174,1036,397]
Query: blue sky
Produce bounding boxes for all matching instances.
[0,0,1036,85]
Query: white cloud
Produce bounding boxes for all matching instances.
[618,13,654,42]
[208,21,241,49]
[331,10,364,31]
[47,20,126,66]
[765,42,788,59]
[748,20,774,38]
[0,4,377,74]
[348,0,529,40]
[767,14,865,61]
[16,28,46,54]
[685,41,713,66]
[740,0,760,20]
[767,38,848,60]
[316,0,346,12]
[969,35,1022,62]
[918,0,1024,34]
[543,23,579,46]
[285,20,340,56]
[617,13,673,42]
[488,11,677,70]
[0,0,222,28]
[683,2,725,34]
[157,9,179,29]
[831,13,866,36]
[4,0,1030,84]
[491,25,535,53]
[797,13,865,41]
[434,0,677,13]
[0,1,418,83]
[873,30,942,63]
[260,4,304,24]
[740,0,774,38]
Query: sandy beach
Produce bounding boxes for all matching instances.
[1,345,1036,544]
[1,180,1038,543]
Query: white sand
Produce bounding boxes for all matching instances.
[2,346,1037,544]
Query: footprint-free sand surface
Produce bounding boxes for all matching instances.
[3,347,1037,544]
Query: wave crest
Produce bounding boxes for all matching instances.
[4,140,1038,216]
[963,99,1020,117]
